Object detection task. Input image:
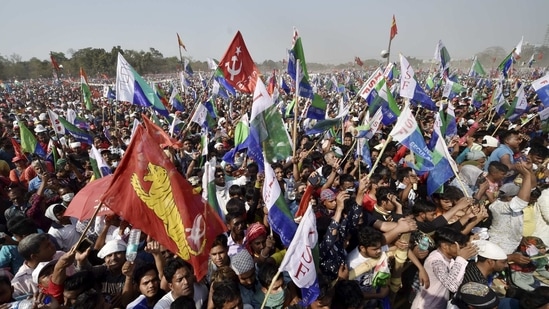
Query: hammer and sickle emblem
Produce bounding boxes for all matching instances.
[225,55,242,81]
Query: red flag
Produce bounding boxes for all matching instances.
[141,114,181,149]
[10,138,27,161]
[50,53,60,71]
[294,184,315,221]
[390,15,398,40]
[539,52,544,60]
[355,56,364,67]
[267,70,276,96]
[101,125,225,281]
[218,31,260,93]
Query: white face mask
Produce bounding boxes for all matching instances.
[62,193,75,203]
[112,161,119,168]
[124,139,130,146]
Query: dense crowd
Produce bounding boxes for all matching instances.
[1,66,549,309]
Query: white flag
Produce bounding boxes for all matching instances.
[190,103,208,126]
[278,204,318,289]
[47,110,65,135]
[399,54,417,99]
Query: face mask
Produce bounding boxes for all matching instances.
[62,193,75,203]
[112,161,119,168]
[124,139,130,146]
[264,288,285,308]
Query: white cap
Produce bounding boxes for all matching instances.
[475,240,507,260]
[34,124,47,133]
[39,113,48,121]
[32,260,58,284]
[97,240,127,259]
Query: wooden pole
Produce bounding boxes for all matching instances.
[69,203,105,254]
[367,135,393,178]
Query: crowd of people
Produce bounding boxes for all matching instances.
[0,64,549,309]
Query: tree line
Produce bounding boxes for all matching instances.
[1,44,547,81]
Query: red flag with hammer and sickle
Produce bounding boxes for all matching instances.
[219,31,260,93]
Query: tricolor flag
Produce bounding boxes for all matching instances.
[365,76,400,126]
[306,94,327,120]
[169,87,185,112]
[203,159,224,221]
[90,145,112,179]
[288,28,315,99]
[399,54,437,110]
[531,74,549,107]
[218,31,259,93]
[80,68,92,110]
[469,56,486,77]
[390,15,398,40]
[389,102,434,168]
[498,50,515,78]
[278,204,320,306]
[426,114,457,195]
[184,59,194,76]
[176,33,187,51]
[116,53,169,117]
[505,84,528,121]
[57,117,93,145]
[442,78,464,100]
[101,124,226,281]
[249,77,296,246]
[434,40,451,77]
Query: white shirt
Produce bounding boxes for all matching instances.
[47,218,81,252]
[216,176,247,215]
[153,282,208,309]
[346,247,374,292]
[488,196,529,254]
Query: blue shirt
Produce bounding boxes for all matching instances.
[484,144,514,171]
[28,176,42,192]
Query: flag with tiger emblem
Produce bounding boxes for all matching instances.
[101,124,225,280]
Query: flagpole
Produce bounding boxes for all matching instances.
[386,38,393,66]
[292,59,300,157]
[367,135,392,178]
[260,271,282,309]
[69,202,105,254]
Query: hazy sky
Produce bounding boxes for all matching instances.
[2,0,548,64]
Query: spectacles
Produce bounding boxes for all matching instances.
[215,173,225,178]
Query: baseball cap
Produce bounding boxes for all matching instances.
[499,183,520,198]
[481,136,499,148]
[466,150,486,161]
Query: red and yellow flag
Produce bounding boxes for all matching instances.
[101,125,225,280]
[390,15,398,40]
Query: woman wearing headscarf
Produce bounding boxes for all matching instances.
[45,203,81,252]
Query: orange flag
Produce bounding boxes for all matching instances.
[101,125,225,280]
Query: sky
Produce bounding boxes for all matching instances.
[2,0,549,64]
